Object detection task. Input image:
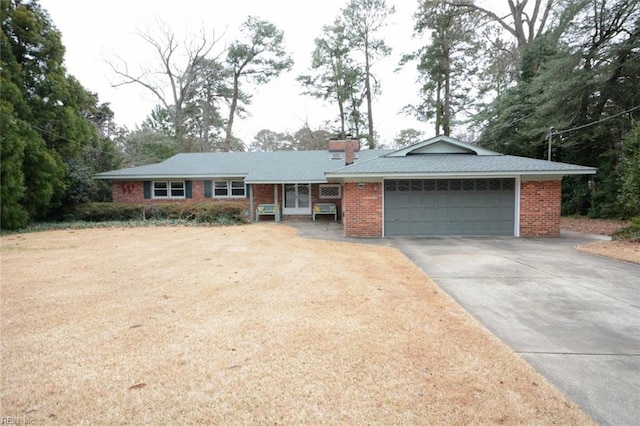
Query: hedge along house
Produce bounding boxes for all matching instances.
[94,136,596,238]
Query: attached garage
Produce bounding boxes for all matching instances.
[328,136,596,238]
[384,178,516,236]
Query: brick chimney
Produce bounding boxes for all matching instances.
[327,138,360,166]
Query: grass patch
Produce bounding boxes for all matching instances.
[1,219,244,235]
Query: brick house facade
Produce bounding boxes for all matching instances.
[519,180,562,237]
[97,136,596,238]
[340,179,565,238]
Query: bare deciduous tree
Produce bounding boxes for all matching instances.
[108,19,223,152]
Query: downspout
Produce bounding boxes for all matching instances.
[249,184,254,222]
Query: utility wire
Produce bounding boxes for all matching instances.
[30,124,123,158]
[550,105,640,136]
[479,51,640,134]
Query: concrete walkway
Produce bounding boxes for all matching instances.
[288,221,640,426]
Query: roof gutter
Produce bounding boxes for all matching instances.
[325,169,597,182]
[94,174,249,181]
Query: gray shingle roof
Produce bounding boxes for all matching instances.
[326,154,597,177]
[95,138,596,183]
[94,149,390,182]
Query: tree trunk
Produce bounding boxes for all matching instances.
[224,73,240,152]
[364,46,374,149]
[435,80,442,136]
[338,100,346,137]
[443,47,452,136]
[202,92,211,151]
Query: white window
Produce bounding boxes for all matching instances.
[214,181,229,197]
[231,181,245,197]
[319,184,341,199]
[213,180,246,198]
[153,181,185,199]
[170,181,185,197]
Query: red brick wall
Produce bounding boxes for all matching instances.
[251,184,277,206]
[112,181,144,203]
[252,184,278,221]
[519,180,562,237]
[327,139,361,153]
[110,180,249,211]
[342,182,382,237]
[111,182,345,221]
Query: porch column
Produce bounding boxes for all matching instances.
[274,184,281,222]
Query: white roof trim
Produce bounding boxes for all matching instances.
[94,174,248,180]
[326,169,596,182]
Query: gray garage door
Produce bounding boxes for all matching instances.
[384,179,516,236]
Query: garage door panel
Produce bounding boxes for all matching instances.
[475,221,488,234]
[461,221,475,233]
[409,221,423,234]
[449,207,462,220]
[409,207,422,220]
[462,207,475,220]
[500,206,514,219]
[435,207,449,219]
[434,193,448,206]
[396,208,409,221]
[384,179,515,236]
[408,195,424,207]
[487,206,500,218]
[449,193,463,204]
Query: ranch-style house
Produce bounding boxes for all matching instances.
[94,135,597,238]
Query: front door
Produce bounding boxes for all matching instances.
[283,184,311,215]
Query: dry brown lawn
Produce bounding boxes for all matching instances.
[560,216,640,264]
[1,224,593,425]
[576,240,640,264]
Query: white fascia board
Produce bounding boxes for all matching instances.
[326,170,596,181]
[245,179,328,184]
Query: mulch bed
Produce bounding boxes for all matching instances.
[560,216,629,236]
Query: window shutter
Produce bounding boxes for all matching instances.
[204,181,212,198]
[185,181,192,199]
[143,181,151,199]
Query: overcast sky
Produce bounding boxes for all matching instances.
[38,0,430,146]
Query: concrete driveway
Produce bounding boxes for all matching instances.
[388,233,640,426]
[290,222,640,425]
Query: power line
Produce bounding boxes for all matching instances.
[480,51,640,136]
[30,124,123,158]
[545,105,639,161]
[550,105,640,136]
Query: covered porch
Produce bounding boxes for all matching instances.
[249,183,342,222]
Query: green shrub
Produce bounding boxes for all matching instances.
[66,203,142,221]
[66,202,247,225]
[612,217,640,242]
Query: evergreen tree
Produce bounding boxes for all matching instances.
[405,1,480,136]
[2,0,112,227]
[618,122,640,217]
[297,20,364,138]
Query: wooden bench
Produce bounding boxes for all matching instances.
[313,203,337,221]
[256,204,279,221]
